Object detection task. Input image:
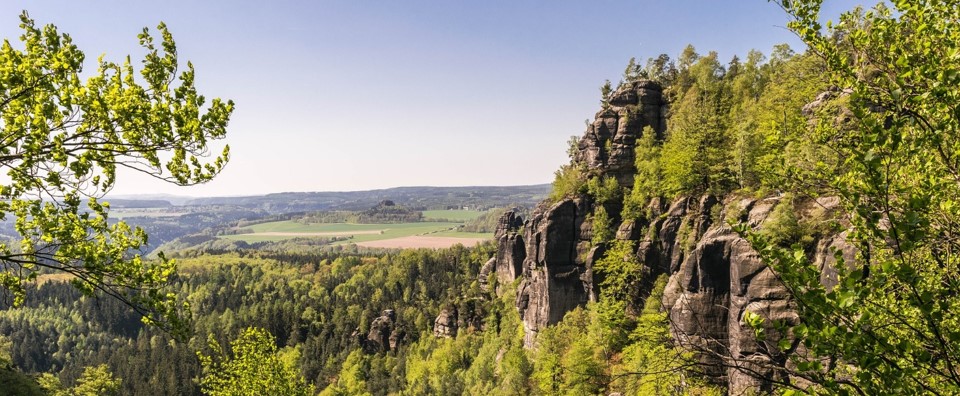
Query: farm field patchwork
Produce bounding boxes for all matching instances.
[219,219,493,247]
[354,236,487,249]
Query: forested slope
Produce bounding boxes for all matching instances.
[6,1,960,395]
[0,41,826,395]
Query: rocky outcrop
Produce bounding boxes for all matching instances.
[494,211,526,287]
[484,79,856,392]
[359,309,405,353]
[432,299,486,339]
[516,197,594,346]
[433,308,457,338]
[500,81,669,346]
[478,257,496,292]
[576,80,667,187]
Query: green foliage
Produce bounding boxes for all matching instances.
[0,368,44,396]
[68,365,122,396]
[590,206,614,245]
[661,49,737,196]
[531,276,721,395]
[401,284,532,396]
[2,243,495,395]
[761,195,805,247]
[593,240,645,312]
[458,208,512,233]
[615,275,722,395]
[319,350,372,396]
[532,307,608,394]
[587,176,621,245]
[198,327,314,396]
[622,126,663,220]
[549,164,586,202]
[733,2,960,394]
[0,12,233,337]
[299,205,424,224]
[37,365,122,396]
[586,176,621,205]
[600,79,613,108]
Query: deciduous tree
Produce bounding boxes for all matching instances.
[0,12,232,337]
[739,1,960,394]
[198,327,313,396]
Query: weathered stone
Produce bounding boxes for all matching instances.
[491,211,527,289]
[616,219,641,240]
[516,198,591,347]
[496,233,526,286]
[747,197,780,227]
[479,257,496,292]
[365,309,398,353]
[814,230,856,290]
[433,308,458,338]
[493,75,858,394]
[389,328,406,351]
[660,197,691,274]
[574,80,668,189]
[494,210,524,239]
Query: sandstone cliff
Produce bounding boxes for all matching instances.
[485,80,854,392]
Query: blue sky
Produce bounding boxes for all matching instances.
[0,1,861,197]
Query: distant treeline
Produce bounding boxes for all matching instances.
[299,206,422,224]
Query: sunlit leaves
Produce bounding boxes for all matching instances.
[198,327,313,396]
[0,12,232,337]
[748,2,960,393]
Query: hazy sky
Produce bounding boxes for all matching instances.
[0,1,860,197]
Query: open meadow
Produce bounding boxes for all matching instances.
[219,217,493,248]
[420,209,485,221]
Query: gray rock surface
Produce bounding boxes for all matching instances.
[516,198,592,347]
[576,80,667,187]
[493,79,855,392]
[365,309,402,353]
[494,211,526,287]
[433,308,458,338]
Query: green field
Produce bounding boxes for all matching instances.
[429,230,494,238]
[421,209,486,221]
[111,209,186,219]
[219,220,476,243]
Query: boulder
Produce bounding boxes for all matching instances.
[433,308,457,338]
[365,309,399,353]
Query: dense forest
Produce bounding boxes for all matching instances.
[1,32,825,396]
[4,0,960,395]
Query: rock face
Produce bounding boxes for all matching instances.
[361,309,405,353]
[506,81,669,346]
[576,80,668,187]
[433,308,458,338]
[494,210,525,287]
[515,198,593,346]
[433,299,486,339]
[484,79,856,392]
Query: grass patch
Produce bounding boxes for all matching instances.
[428,230,494,238]
[219,220,467,244]
[421,210,486,222]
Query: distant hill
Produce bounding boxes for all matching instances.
[180,184,551,214]
[104,199,173,208]
[106,193,196,206]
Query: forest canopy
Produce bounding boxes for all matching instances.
[0,12,232,337]
[5,1,960,395]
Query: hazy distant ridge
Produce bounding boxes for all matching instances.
[111,184,551,214]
